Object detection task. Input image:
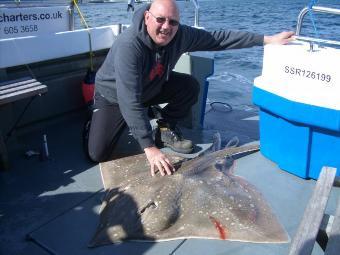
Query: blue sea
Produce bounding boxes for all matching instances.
[75,0,340,106]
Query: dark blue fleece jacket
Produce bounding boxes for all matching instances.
[95,4,264,149]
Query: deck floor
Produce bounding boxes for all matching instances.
[0,106,339,255]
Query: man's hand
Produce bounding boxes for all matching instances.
[144,146,175,177]
[264,31,295,45]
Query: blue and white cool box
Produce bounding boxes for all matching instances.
[253,41,340,179]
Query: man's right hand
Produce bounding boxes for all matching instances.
[144,146,175,177]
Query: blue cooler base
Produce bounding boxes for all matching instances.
[309,129,340,179]
[253,87,340,179]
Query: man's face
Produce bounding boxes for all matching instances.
[144,1,180,47]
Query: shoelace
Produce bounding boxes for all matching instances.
[169,126,183,141]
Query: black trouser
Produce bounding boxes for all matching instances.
[88,72,200,162]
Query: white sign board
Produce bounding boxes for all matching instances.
[0,6,71,39]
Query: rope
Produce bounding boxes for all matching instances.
[72,0,94,71]
[308,0,320,38]
[205,101,233,114]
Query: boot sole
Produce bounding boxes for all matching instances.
[164,142,193,154]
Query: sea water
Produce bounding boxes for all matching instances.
[75,0,340,106]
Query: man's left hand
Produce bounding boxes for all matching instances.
[264,31,295,45]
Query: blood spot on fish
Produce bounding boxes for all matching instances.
[209,216,228,240]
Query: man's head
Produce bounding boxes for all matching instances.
[144,0,180,47]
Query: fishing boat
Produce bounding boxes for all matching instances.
[0,1,339,254]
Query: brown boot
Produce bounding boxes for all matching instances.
[155,120,193,154]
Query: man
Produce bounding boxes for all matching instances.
[88,0,294,177]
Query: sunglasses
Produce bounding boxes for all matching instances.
[147,11,180,27]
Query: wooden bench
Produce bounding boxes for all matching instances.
[288,167,339,255]
[0,77,47,170]
[0,77,47,105]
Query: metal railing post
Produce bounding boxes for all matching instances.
[69,1,75,31]
[295,6,340,47]
[296,6,340,36]
[191,0,200,27]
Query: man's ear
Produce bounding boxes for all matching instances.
[144,11,150,25]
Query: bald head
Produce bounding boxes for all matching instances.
[144,0,180,46]
[149,0,180,17]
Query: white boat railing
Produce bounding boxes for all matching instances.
[295,6,340,47]
[191,0,199,27]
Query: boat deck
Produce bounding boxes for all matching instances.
[0,105,339,255]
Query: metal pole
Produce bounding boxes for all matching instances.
[69,1,75,31]
[296,6,340,36]
[191,0,200,27]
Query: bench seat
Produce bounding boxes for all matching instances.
[0,77,48,170]
[0,78,47,106]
